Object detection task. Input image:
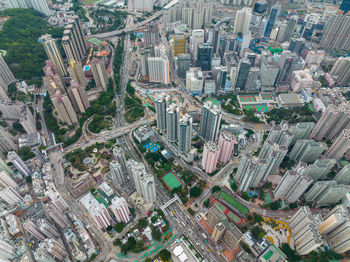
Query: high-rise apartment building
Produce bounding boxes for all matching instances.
[304,181,337,202]
[218,131,236,164]
[324,129,350,160]
[47,205,70,229]
[259,141,288,174]
[0,55,16,86]
[273,170,312,202]
[234,7,252,34]
[0,127,17,155]
[67,60,87,88]
[289,122,315,145]
[155,93,169,132]
[202,141,220,173]
[80,193,113,229]
[143,22,159,46]
[37,219,60,239]
[4,0,51,15]
[330,57,350,86]
[113,147,127,173]
[62,16,88,62]
[176,54,191,79]
[51,91,78,125]
[173,33,186,56]
[199,100,222,141]
[289,139,326,163]
[196,43,213,71]
[166,103,179,142]
[178,114,192,153]
[44,239,68,261]
[67,81,90,114]
[0,158,13,175]
[0,187,23,205]
[316,184,350,207]
[335,165,350,184]
[8,151,30,177]
[110,196,131,223]
[148,56,170,84]
[301,159,336,181]
[0,239,15,260]
[128,159,156,203]
[288,206,323,255]
[129,0,153,11]
[91,59,108,90]
[320,14,350,51]
[0,171,18,189]
[110,160,126,186]
[40,34,67,77]
[23,220,46,241]
[318,205,348,235]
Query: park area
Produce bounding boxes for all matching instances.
[213,200,243,224]
[219,192,249,216]
[142,142,161,153]
[162,171,183,191]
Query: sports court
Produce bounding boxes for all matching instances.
[239,95,257,103]
[219,192,249,215]
[264,193,272,204]
[242,104,268,112]
[142,141,161,153]
[162,171,183,191]
[227,211,243,224]
[260,93,273,100]
[213,199,243,224]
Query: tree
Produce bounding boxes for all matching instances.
[145,258,152,262]
[212,186,221,194]
[251,226,266,239]
[280,243,301,262]
[106,225,113,232]
[203,199,210,208]
[190,186,202,198]
[158,249,171,261]
[241,192,250,201]
[114,223,125,233]
[127,237,136,249]
[113,238,122,246]
[151,216,158,224]
[12,122,25,133]
[138,218,148,229]
[270,201,281,210]
[17,146,35,161]
[152,227,162,241]
[253,214,263,224]
[25,175,32,183]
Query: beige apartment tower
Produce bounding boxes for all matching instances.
[51,91,78,125]
[91,59,108,90]
[41,34,67,76]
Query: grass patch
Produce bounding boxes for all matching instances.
[219,192,249,215]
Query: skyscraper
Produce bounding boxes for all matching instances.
[301,159,336,181]
[289,139,326,163]
[67,60,87,88]
[155,93,169,132]
[199,100,222,141]
[196,43,213,71]
[330,57,350,86]
[202,141,220,174]
[110,196,131,223]
[148,56,170,84]
[264,4,278,37]
[0,158,13,175]
[51,91,78,125]
[211,28,220,55]
[37,219,60,239]
[23,220,46,241]
[304,181,337,202]
[235,59,251,90]
[8,151,30,177]
[273,170,312,203]
[113,147,127,173]
[318,204,348,235]
[0,187,23,205]
[44,239,68,261]
[176,54,191,79]
[0,127,17,155]
[320,14,350,51]
[218,131,236,164]
[91,59,108,90]
[4,0,51,15]
[324,129,350,160]
[289,122,315,145]
[234,7,252,34]
[0,239,15,260]
[0,171,18,189]
[40,34,67,77]
[260,59,279,88]
[191,29,205,61]
[0,55,16,85]
[110,160,126,186]
[67,81,90,114]
[186,67,204,95]
[128,159,156,203]
[282,16,297,42]
[143,22,159,46]
[166,103,179,142]
[173,33,186,56]
[178,114,192,153]
[316,184,350,207]
[335,165,350,184]
[62,16,88,62]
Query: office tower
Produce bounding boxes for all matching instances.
[37,219,59,239]
[258,18,267,37]
[113,147,127,174]
[260,59,279,88]
[235,59,251,90]
[155,93,169,132]
[178,114,192,153]
[289,140,326,163]
[173,33,186,56]
[44,239,68,261]
[0,239,15,260]
[67,60,87,88]
[311,103,350,140]
[340,0,350,14]
[62,16,88,62]
[302,159,336,181]
[275,52,296,86]
[197,43,213,71]
[270,27,279,41]
[0,171,18,189]
[288,206,323,255]
[110,196,131,223]
[51,91,78,125]
[148,56,170,84]
[199,100,222,141]
[128,159,156,203]
[290,122,315,145]
[80,193,112,229]
[304,181,337,202]
[282,16,297,42]
[176,54,191,79]
[288,38,306,56]
[166,103,179,142]
[0,127,17,155]
[40,34,67,77]
[90,59,108,90]
[0,158,13,175]
[330,57,350,86]
[8,151,30,177]
[316,184,350,207]
[202,141,220,173]
[218,131,236,164]
[325,129,350,160]
[23,220,46,241]
[245,67,259,91]
[335,165,350,184]
[320,14,350,51]
[253,0,267,13]
[186,67,204,95]
[240,32,252,57]
[234,7,252,34]
[0,187,23,205]
[144,22,159,46]
[211,28,220,55]
[110,161,126,186]
[0,55,15,85]
[191,29,205,62]
[273,170,312,202]
[264,4,278,37]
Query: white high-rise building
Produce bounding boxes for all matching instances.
[166,103,179,142]
[110,160,126,186]
[155,93,169,132]
[148,56,170,84]
[199,100,222,141]
[234,7,252,34]
[37,219,60,239]
[4,0,51,15]
[113,147,127,173]
[0,127,17,155]
[0,171,18,189]
[191,30,205,63]
[110,196,131,223]
[0,239,15,260]
[8,151,31,177]
[129,0,153,11]
[0,187,23,205]
[44,239,68,261]
[23,220,46,241]
[0,55,16,86]
[335,165,350,184]
[178,114,193,153]
[128,159,156,203]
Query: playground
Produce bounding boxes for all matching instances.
[213,199,243,224]
[162,171,183,191]
[238,93,276,113]
[142,142,161,153]
[219,192,249,216]
[264,193,272,204]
